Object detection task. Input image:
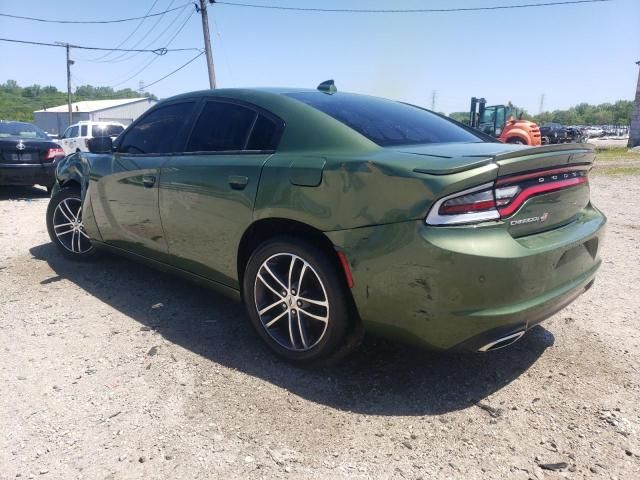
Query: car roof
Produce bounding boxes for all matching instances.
[69,120,125,126]
[0,120,36,125]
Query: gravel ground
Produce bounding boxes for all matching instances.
[1,172,639,480]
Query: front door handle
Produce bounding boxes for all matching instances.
[142,175,156,188]
[228,175,249,190]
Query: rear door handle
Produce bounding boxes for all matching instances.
[142,175,156,188]
[228,175,249,190]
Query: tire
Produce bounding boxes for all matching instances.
[242,236,355,365]
[506,137,526,145]
[46,186,99,260]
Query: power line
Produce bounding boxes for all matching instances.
[100,1,189,64]
[144,51,205,89]
[0,37,200,54]
[94,0,181,64]
[105,9,198,87]
[214,0,610,13]
[88,0,162,62]
[0,2,191,24]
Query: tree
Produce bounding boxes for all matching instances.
[1,79,19,92]
[0,79,157,122]
[448,112,469,124]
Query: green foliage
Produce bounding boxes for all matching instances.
[450,100,634,126]
[448,111,469,124]
[0,79,157,122]
[531,100,633,126]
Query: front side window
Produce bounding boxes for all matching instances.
[286,92,483,147]
[69,126,79,138]
[187,102,257,152]
[118,102,195,154]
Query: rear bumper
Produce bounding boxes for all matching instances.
[0,163,55,187]
[326,204,606,351]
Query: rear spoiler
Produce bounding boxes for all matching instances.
[493,143,594,177]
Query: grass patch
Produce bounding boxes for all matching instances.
[591,166,640,177]
[594,147,638,161]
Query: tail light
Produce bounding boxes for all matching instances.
[426,166,589,226]
[44,147,65,161]
[426,183,500,225]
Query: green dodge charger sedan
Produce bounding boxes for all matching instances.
[46,82,606,364]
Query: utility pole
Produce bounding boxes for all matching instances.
[431,90,437,111]
[539,93,545,115]
[628,60,640,148]
[66,44,73,126]
[200,0,217,88]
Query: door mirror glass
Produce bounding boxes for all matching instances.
[88,136,113,153]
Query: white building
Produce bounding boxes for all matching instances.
[34,97,157,136]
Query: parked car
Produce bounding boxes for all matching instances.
[539,123,584,144]
[584,126,604,138]
[0,120,65,192]
[46,84,606,364]
[59,121,125,155]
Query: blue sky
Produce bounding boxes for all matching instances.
[1,0,638,114]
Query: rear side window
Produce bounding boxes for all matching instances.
[286,92,483,147]
[118,102,195,154]
[246,115,278,150]
[80,125,88,136]
[187,102,256,152]
[95,124,125,137]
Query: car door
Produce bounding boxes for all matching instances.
[159,99,283,288]
[61,126,77,155]
[78,124,89,151]
[90,100,197,260]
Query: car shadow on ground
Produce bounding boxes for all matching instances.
[0,185,49,200]
[30,242,554,416]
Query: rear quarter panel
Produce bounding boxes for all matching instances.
[253,152,499,231]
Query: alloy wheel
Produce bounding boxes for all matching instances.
[52,197,93,254]
[254,253,329,352]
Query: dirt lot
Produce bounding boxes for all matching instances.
[1,165,639,479]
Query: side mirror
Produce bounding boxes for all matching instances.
[87,136,113,153]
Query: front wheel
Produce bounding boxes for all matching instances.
[46,187,98,260]
[506,137,526,145]
[242,237,355,365]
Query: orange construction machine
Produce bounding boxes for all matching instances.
[469,97,541,146]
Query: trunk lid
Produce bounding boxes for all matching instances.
[493,144,594,237]
[0,138,61,165]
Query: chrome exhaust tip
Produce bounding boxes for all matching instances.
[477,330,526,352]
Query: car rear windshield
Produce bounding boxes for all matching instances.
[0,122,49,140]
[94,124,125,137]
[285,92,483,147]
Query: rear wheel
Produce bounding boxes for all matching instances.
[507,137,526,145]
[46,187,98,260]
[242,237,354,365]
